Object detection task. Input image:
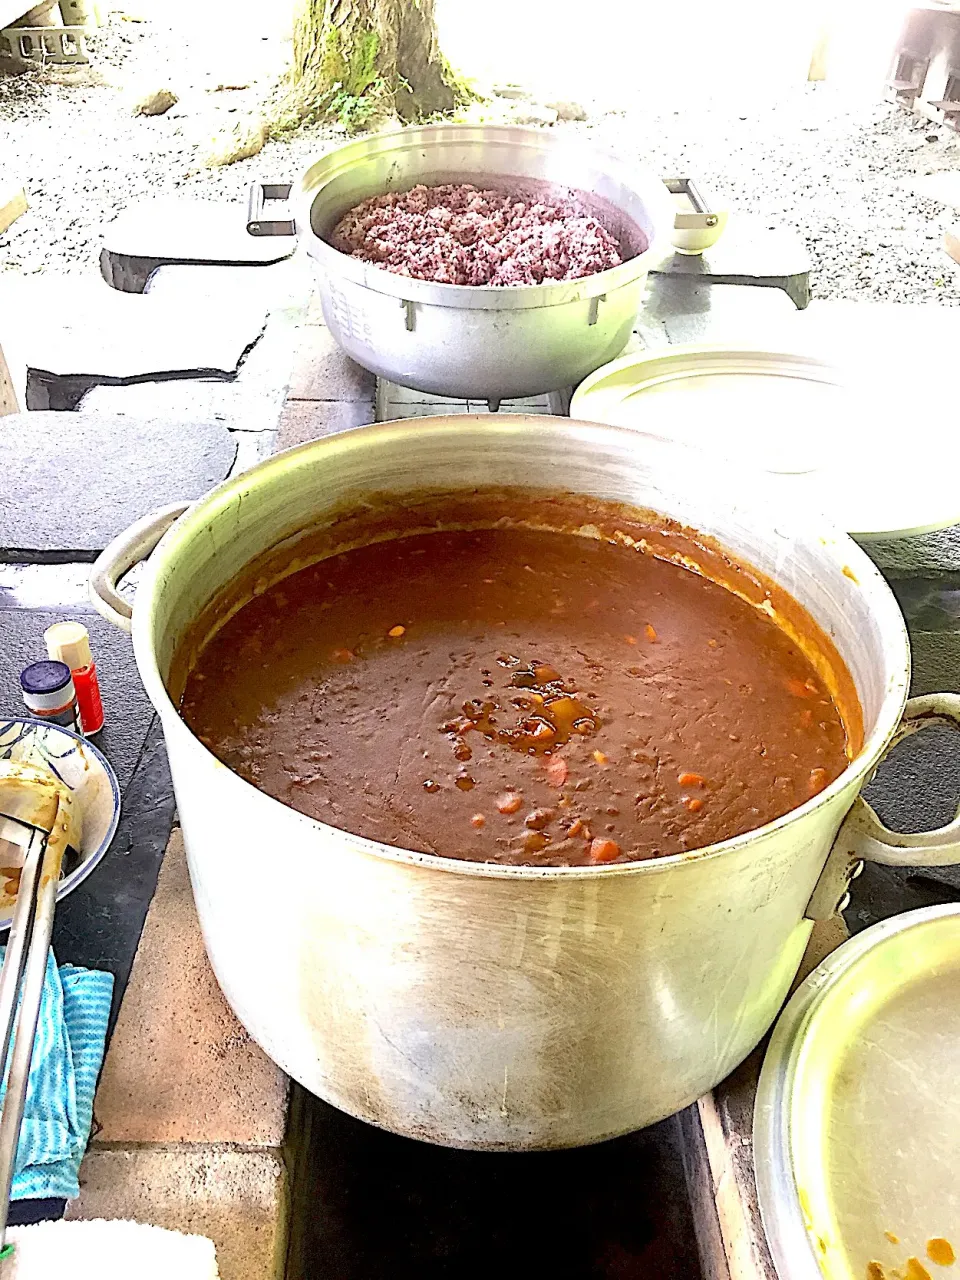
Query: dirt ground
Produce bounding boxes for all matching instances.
[1,5,959,304]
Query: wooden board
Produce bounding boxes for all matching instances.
[0,345,20,416]
[0,180,27,236]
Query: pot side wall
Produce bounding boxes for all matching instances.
[167,711,857,1150]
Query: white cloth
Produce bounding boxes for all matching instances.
[1,1218,219,1279]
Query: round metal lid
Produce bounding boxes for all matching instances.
[754,904,960,1280]
[570,346,960,541]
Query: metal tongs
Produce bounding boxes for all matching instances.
[0,762,77,1257]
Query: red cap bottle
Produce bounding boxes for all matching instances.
[44,622,105,735]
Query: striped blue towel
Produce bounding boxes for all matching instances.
[0,948,113,1202]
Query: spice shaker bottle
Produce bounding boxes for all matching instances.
[44,622,105,735]
[19,661,81,732]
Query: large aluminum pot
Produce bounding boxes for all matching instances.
[289,124,673,400]
[89,417,960,1150]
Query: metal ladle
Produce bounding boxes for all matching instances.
[0,762,77,1258]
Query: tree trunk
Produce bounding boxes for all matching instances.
[289,0,467,130]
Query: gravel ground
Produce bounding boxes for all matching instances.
[2,16,960,304]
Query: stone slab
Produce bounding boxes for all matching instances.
[0,274,267,384]
[787,296,960,362]
[644,277,802,346]
[66,1147,288,1280]
[95,829,289,1146]
[650,216,812,309]
[851,718,960,933]
[100,196,296,294]
[141,261,306,315]
[868,527,960,576]
[274,399,375,452]
[79,267,305,437]
[0,411,236,559]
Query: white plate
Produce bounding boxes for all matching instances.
[571,346,960,541]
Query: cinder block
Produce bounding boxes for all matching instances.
[66,1147,288,1280]
[287,325,375,402]
[93,829,288,1146]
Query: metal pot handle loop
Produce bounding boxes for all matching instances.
[806,693,960,919]
[246,182,295,237]
[847,693,960,866]
[88,503,189,633]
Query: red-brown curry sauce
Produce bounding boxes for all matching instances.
[176,491,861,868]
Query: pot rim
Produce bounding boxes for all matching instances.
[134,416,911,881]
[295,122,675,310]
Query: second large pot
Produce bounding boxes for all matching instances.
[90,417,960,1150]
[289,124,673,400]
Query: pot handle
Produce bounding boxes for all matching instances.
[806,693,960,919]
[88,503,190,633]
[246,182,295,237]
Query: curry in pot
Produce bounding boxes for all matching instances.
[179,493,857,867]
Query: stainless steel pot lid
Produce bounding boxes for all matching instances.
[570,346,960,541]
[754,904,960,1280]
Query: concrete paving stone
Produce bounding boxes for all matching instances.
[274,399,375,452]
[378,382,455,405]
[66,1147,288,1280]
[287,325,376,402]
[303,291,327,326]
[379,402,473,419]
[94,829,289,1147]
[0,412,236,559]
